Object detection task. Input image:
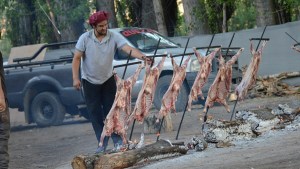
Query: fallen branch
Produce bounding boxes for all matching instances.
[248,71,300,97]
[71,139,188,169]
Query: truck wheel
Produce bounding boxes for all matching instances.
[31,92,66,127]
[153,75,189,112]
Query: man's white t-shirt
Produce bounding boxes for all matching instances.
[75,30,126,84]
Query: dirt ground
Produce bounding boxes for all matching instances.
[8,94,300,169]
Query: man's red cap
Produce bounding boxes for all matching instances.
[89,11,109,27]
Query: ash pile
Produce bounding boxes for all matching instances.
[188,104,300,151]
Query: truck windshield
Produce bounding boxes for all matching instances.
[120,29,179,52]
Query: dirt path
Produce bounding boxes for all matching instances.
[8,94,300,169]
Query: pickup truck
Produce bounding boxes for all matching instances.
[4,27,242,127]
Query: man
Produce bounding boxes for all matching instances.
[0,51,10,168]
[72,11,147,153]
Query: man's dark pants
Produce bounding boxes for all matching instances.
[82,76,122,149]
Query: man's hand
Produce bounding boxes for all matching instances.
[0,100,6,112]
[73,79,81,90]
[142,56,154,65]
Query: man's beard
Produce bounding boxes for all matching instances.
[95,29,107,36]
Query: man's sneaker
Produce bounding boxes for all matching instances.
[95,146,105,154]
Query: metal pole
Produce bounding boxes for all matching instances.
[255,26,267,51]
[230,99,238,121]
[122,50,132,79]
[205,34,215,56]
[129,119,136,141]
[179,37,190,66]
[201,108,209,131]
[285,32,299,44]
[175,99,189,140]
[225,33,236,56]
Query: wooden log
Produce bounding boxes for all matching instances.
[71,139,188,169]
[72,154,100,169]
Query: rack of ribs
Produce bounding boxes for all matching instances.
[187,48,220,111]
[99,64,144,147]
[158,55,191,119]
[128,56,166,124]
[203,48,244,115]
[235,40,267,100]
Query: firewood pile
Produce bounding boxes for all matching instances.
[243,71,300,98]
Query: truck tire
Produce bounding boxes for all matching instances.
[31,92,66,127]
[153,75,189,112]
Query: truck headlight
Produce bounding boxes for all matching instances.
[190,58,200,72]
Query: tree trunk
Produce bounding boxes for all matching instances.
[152,0,168,36]
[253,0,276,27]
[11,0,37,45]
[141,0,158,30]
[95,0,118,28]
[54,1,87,41]
[71,139,188,169]
[222,2,227,33]
[182,0,209,36]
[161,0,178,36]
[126,0,143,27]
[45,0,61,42]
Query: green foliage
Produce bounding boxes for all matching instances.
[0,38,12,59]
[228,0,256,31]
[174,10,187,36]
[191,0,236,34]
[35,0,90,43]
[115,0,129,27]
[276,0,300,21]
[115,0,140,27]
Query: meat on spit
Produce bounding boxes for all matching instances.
[187,48,220,111]
[158,55,191,119]
[203,48,244,115]
[235,40,267,100]
[128,56,166,124]
[99,64,144,147]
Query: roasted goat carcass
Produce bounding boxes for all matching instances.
[99,64,144,147]
[128,56,166,124]
[235,41,267,100]
[187,48,220,111]
[158,55,191,119]
[203,48,244,115]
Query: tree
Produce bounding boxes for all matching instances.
[6,0,38,46]
[182,0,209,35]
[95,0,118,28]
[160,0,178,36]
[253,0,276,27]
[228,0,256,31]
[50,0,89,41]
[152,0,168,36]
